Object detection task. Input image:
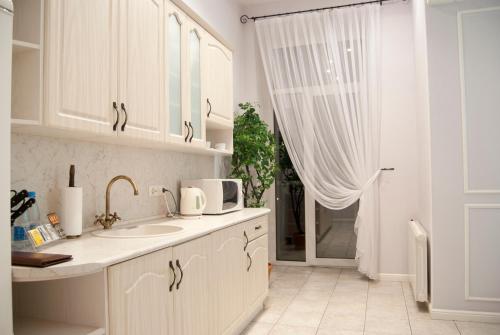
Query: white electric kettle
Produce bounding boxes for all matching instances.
[180,187,207,217]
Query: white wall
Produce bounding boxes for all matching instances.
[240,0,420,275]
[0,4,13,334]
[424,0,500,316]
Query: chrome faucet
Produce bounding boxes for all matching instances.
[94,175,139,229]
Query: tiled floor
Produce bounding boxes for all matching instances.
[243,266,500,335]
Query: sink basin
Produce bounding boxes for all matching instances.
[94,224,184,238]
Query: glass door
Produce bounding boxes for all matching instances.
[274,115,357,266]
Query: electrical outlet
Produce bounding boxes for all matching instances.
[149,185,165,197]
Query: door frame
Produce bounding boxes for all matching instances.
[270,188,357,268]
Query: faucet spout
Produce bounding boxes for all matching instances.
[94,175,139,229]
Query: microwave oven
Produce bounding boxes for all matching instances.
[180,179,243,214]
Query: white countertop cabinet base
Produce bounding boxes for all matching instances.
[13,212,269,335]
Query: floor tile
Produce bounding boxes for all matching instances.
[324,300,366,318]
[278,298,328,328]
[365,302,408,320]
[369,281,403,294]
[410,319,460,335]
[318,314,365,332]
[364,318,411,335]
[316,329,363,335]
[269,324,317,335]
[455,321,500,335]
[301,279,336,291]
[242,322,274,335]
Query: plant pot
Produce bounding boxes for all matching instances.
[292,232,305,250]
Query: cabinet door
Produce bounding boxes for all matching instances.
[165,2,188,144]
[212,224,246,335]
[173,235,214,335]
[108,248,174,335]
[186,20,206,147]
[118,0,164,141]
[245,235,269,311]
[205,34,233,124]
[44,0,118,134]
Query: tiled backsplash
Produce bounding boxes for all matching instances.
[11,134,217,228]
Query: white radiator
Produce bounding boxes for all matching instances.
[408,219,428,302]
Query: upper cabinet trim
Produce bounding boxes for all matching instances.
[170,0,233,51]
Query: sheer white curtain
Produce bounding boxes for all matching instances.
[256,4,381,278]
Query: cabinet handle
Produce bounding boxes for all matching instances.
[112,102,120,131]
[184,121,190,142]
[246,252,252,272]
[188,122,194,143]
[207,98,212,117]
[176,259,184,290]
[255,225,262,230]
[120,103,128,131]
[243,231,249,251]
[169,260,176,292]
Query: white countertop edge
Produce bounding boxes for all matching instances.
[12,208,271,282]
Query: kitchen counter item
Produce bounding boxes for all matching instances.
[12,251,72,268]
[180,187,207,217]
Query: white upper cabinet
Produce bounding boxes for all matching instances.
[44,0,118,134]
[186,20,206,146]
[165,2,187,144]
[205,33,233,126]
[118,0,164,141]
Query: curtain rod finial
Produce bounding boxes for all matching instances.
[240,15,250,24]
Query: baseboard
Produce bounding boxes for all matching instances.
[430,305,500,323]
[378,273,410,282]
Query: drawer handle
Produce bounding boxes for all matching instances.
[243,231,249,251]
[169,260,176,292]
[184,121,190,142]
[207,98,212,117]
[120,103,128,131]
[112,102,120,131]
[255,225,262,230]
[246,252,252,272]
[188,122,194,143]
[176,259,184,290]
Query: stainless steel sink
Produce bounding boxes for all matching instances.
[93,224,184,238]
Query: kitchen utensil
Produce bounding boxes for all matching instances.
[180,187,207,217]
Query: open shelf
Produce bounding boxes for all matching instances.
[14,317,105,335]
[11,0,43,125]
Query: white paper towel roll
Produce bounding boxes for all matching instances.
[60,187,83,237]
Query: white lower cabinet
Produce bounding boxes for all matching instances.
[107,217,268,335]
[212,224,247,335]
[172,235,214,335]
[245,235,269,312]
[108,248,174,335]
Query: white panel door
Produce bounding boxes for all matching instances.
[108,248,174,335]
[245,235,269,311]
[165,1,188,144]
[172,235,214,335]
[118,0,164,141]
[205,34,233,123]
[212,224,246,335]
[44,0,118,134]
[185,19,206,147]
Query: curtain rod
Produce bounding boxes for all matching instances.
[240,0,405,23]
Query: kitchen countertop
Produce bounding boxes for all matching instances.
[12,208,270,282]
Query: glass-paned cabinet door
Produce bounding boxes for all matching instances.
[189,28,202,141]
[167,12,183,138]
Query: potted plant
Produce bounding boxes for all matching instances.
[230,102,277,208]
